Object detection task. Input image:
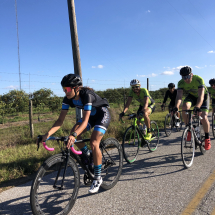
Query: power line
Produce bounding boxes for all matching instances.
[166,0,215,50]
[15,0,21,90]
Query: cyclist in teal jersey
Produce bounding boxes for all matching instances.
[209,78,215,130]
[37,74,111,194]
[119,79,155,140]
[172,66,211,150]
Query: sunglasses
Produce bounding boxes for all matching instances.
[132,86,140,89]
[63,87,72,92]
[182,75,191,80]
[169,87,173,90]
[211,84,215,87]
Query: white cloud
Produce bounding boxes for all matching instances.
[91,80,96,82]
[5,85,18,89]
[92,65,104,69]
[97,65,104,69]
[146,10,151,13]
[137,75,146,77]
[151,73,157,77]
[208,50,215,53]
[161,71,174,75]
[51,83,56,85]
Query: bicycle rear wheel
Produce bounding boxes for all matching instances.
[122,125,140,163]
[212,112,215,139]
[181,128,195,168]
[30,154,80,215]
[164,113,172,137]
[147,121,159,152]
[100,138,123,190]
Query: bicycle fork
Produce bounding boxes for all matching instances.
[53,151,70,190]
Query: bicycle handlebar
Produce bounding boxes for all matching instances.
[183,110,203,120]
[39,136,82,155]
[120,113,137,123]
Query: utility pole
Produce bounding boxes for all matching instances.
[67,0,82,121]
[147,78,149,91]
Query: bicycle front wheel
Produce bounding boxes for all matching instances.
[181,128,195,168]
[30,154,80,215]
[100,138,123,190]
[147,121,159,152]
[164,113,172,137]
[199,123,206,155]
[122,125,140,164]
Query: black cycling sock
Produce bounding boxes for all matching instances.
[205,133,209,139]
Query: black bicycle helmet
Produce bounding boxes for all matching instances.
[61,74,82,87]
[209,78,215,85]
[180,66,192,76]
[168,83,175,88]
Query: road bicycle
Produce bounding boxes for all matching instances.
[121,113,159,164]
[30,136,123,215]
[164,110,183,137]
[181,110,206,168]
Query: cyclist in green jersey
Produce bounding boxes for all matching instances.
[172,66,211,150]
[119,79,155,140]
[209,78,215,130]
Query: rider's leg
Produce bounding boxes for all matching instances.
[143,107,151,129]
[182,102,191,125]
[200,110,210,134]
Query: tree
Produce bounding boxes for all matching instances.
[32,88,53,107]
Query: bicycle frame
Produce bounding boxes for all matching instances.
[40,137,94,189]
[184,110,202,144]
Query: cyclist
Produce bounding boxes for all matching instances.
[119,79,155,140]
[161,83,180,127]
[37,74,111,194]
[173,66,211,150]
[208,78,215,130]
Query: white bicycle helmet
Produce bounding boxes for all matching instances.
[130,79,140,86]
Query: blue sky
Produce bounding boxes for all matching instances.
[0,0,215,96]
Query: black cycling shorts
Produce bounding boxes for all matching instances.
[137,104,155,116]
[78,107,111,134]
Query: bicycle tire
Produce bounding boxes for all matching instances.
[212,112,215,139]
[164,113,172,137]
[181,128,195,168]
[199,123,206,155]
[147,121,159,152]
[122,125,140,163]
[30,154,80,215]
[100,138,123,190]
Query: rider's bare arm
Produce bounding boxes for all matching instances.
[175,89,183,109]
[123,97,132,113]
[196,88,205,108]
[46,109,68,138]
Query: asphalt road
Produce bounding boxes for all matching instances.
[1,115,215,215]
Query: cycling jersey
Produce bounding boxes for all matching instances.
[177,75,208,97]
[163,89,177,106]
[128,88,155,106]
[62,89,110,133]
[208,87,215,99]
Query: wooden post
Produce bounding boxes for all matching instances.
[67,0,82,122]
[29,100,34,138]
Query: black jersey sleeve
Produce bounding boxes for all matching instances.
[163,90,169,104]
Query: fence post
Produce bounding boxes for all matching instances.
[29,100,34,138]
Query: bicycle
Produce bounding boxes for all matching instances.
[164,110,183,137]
[30,136,123,215]
[181,110,206,168]
[121,113,159,164]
